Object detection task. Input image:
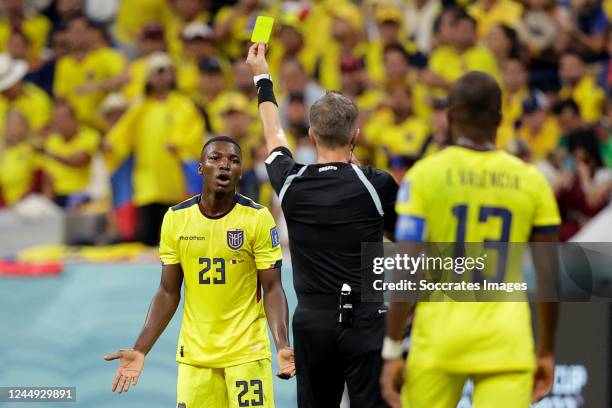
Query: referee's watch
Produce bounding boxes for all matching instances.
[253,73,272,85]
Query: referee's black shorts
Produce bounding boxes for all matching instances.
[292,294,389,408]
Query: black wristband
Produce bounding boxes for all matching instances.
[256,78,277,106]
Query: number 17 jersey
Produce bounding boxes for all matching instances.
[160,194,283,368]
[396,146,560,372]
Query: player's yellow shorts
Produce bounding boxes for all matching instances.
[176,358,275,408]
[401,363,533,408]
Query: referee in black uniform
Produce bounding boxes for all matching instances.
[247,43,397,408]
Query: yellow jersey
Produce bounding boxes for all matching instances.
[396,146,560,372]
[0,83,52,132]
[468,0,523,38]
[159,194,283,367]
[517,116,560,161]
[428,45,500,94]
[0,142,36,205]
[54,48,126,125]
[0,14,50,59]
[43,127,100,196]
[104,92,204,206]
[558,76,605,123]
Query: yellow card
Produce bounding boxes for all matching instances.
[251,16,274,44]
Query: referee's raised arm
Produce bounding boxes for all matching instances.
[246,43,291,154]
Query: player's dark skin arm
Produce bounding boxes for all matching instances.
[104,263,183,394]
[530,231,560,402]
[133,263,184,355]
[258,267,296,379]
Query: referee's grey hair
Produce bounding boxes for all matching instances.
[309,92,358,148]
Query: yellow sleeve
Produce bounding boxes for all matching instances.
[253,208,283,270]
[531,169,561,228]
[395,163,428,218]
[78,128,101,155]
[173,96,204,160]
[103,102,140,171]
[160,210,180,265]
[101,49,127,77]
[53,58,70,97]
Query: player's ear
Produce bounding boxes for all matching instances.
[308,128,317,146]
[197,162,203,175]
[350,128,360,147]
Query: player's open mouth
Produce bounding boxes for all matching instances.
[216,173,231,187]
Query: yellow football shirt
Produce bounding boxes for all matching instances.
[0,83,52,132]
[428,45,500,93]
[0,142,36,205]
[104,92,204,206]
[396,146,560,372]
[468,0,523,38]
[0,14,51,58]
[159,194,283,367]
[558,76,605,123]
[364,109,430,169]
[517,116,560,161]
[43,127,100,196]
[54,48,126,125]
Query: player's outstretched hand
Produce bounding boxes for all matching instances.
[275,347,296,380]
[104,349,145,394]
[380,358,405,408]
[532,352,555,402]
[246,43,269,76]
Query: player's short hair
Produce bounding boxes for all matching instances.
[201,136,242,158]
[309,91,358,148]
[448,71,502,133]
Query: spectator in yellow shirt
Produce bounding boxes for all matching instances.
[558,52,605,123]
[0,109,36,206]
[214,0,263,60]
[0,53,51,132]
[121,23,168,100]
[516,92,561,161]
[364,84,430,170]
[501,58,529,129]
[268,12,317,80]
[218,92,258,170]
[104,52,204,245]
[39,99,100,207]
[0,0,51,59]
[365,4,420,84]
[194,57,227,134]
[165,0,212,60]
[468,0,523,39]
[54,17,126,127]
[425,9,500,92]
[383,44,431,120]
[176,22,220,98]
[113,0,170,48]
[317,2,368,90]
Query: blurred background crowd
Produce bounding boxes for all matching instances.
[1,0,612,248]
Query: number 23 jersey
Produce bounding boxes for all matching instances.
[160,194,283,368]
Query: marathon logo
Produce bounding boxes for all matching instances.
[319,165,338,172]
[179,236,205,240]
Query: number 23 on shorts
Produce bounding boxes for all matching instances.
[227,359,275,408]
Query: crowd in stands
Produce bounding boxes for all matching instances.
[0,0,611,244]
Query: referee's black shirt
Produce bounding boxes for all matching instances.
[265,146,398,298]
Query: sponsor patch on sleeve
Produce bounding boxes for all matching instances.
[270,227,280,247]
